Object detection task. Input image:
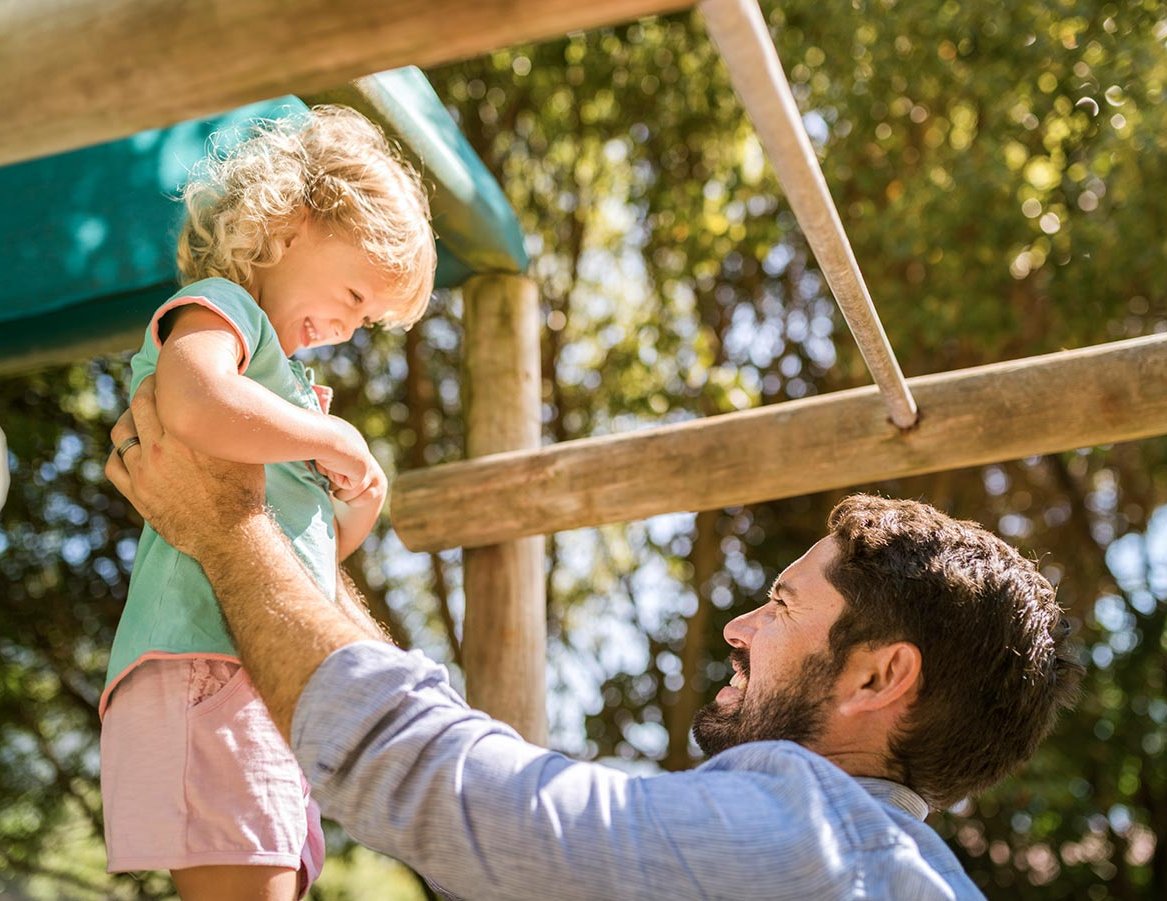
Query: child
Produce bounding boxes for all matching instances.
[99,106,436,900]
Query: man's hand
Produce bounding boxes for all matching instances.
[105,376,266,557]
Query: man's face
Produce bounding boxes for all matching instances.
[693,537,848,756]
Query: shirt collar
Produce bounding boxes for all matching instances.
[853,776,930,821]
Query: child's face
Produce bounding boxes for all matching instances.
[251,217,404,355]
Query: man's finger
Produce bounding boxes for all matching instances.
[104,446,124,485]
[110,408,137,448]
[107,409,136,486]
[129,376,163,442]
[105,445,143,516]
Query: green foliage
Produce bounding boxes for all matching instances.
[2,0,1166,897]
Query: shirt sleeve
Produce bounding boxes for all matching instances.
[145,279,268,374]
[291,642,862,901]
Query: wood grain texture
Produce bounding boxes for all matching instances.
[392,334,1167,551]
[1,0,693,165]
[459,275,547,744]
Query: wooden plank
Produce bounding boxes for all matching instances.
[391,334,1167,551]
[0,0,693,166]
[459,274,547,744]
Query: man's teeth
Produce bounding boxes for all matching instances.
[730,672,748,691]
[306,320,320,342]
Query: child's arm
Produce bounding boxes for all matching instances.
[154,306,377,490]
[331,474,387,561]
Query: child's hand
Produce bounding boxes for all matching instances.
[337,459,387,512]
[316,416,381,501]
[325,423,388,561]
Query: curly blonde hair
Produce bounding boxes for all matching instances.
[177,105,436,329]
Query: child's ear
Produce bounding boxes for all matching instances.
[283,211,310,249]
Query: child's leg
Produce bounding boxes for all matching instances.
[172,863,299,901]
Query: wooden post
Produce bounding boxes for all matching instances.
[460,274,547,744]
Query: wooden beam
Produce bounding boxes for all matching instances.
[391,334,1167,551]
[1,0,693,166]
[459,274,547,744]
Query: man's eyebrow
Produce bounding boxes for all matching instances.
[769,579,798,600]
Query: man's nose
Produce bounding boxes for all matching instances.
[723,605,760,649]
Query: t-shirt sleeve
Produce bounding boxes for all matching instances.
[146,279,268,374]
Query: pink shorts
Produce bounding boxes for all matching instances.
[100,657,325,895]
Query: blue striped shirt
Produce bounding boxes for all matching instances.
[293,641,984,900]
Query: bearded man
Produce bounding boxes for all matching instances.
[107,378,1082,900]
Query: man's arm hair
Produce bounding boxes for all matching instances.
[336,567,394,643]
[197,508,384,739]
[218,536,392,650]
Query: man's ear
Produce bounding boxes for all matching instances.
[836,641,921,717]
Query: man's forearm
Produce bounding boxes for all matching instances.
[196,509,381,738]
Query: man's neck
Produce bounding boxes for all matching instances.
[819,746,902,785]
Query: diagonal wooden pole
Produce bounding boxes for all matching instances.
[699,0,918,429]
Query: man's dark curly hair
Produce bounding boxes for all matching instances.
[825,495,1084,809]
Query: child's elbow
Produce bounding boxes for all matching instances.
[154,392,208,448]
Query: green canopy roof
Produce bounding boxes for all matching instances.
[0,68,526,375]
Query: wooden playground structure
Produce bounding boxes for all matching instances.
[5,0,1167,746]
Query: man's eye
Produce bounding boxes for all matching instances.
[350,290,364,305]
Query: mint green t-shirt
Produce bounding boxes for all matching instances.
[102,278,337,715]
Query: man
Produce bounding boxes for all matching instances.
[106,378,1082,900]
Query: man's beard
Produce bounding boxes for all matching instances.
[692,647,842,757]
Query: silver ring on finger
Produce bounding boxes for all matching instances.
[115,435,142,462]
